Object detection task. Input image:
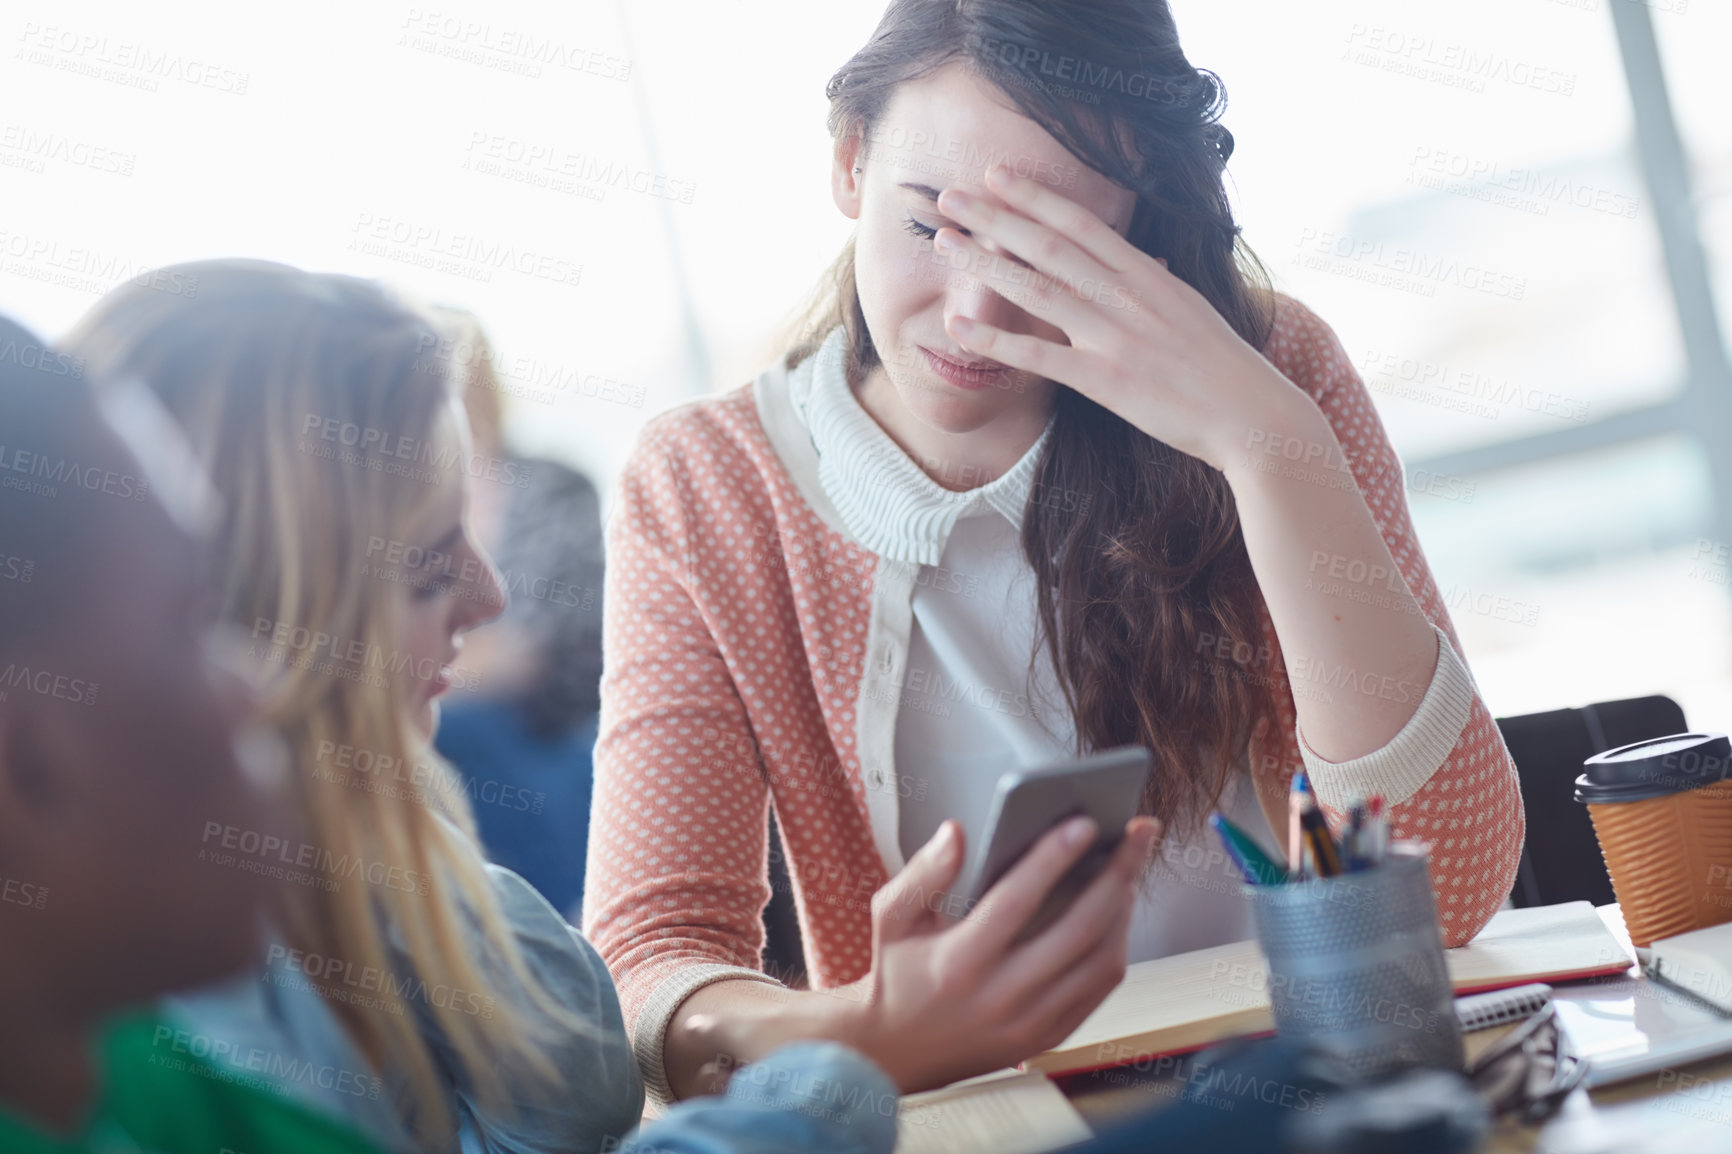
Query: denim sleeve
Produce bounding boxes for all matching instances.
[616,1043,899,1154]
[456,864,645,1154]
[159,959,419,1154]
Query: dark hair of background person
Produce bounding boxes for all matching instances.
[432,454,606,920]
[0,319,97,656]
[494,459,605,737]
[789,0,1281,837]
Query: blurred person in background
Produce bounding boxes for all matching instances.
[60,264,900,1154]
[0,314,382,1153]
[429,313,809,971]
[429,309,606,922]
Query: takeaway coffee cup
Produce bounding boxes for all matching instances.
[1575,732,1732,948]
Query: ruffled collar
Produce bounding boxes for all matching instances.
[788,328,1054,567]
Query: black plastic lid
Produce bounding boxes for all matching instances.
[1573,732,1732,805]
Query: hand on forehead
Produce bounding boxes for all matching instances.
[867,62,1136,233]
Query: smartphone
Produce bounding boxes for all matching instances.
[951,745,1152,943]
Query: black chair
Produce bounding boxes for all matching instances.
[1497,695,1687,909]
[763,812,808,986]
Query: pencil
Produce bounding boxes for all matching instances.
[1364,795,1389,865]
[1293,773,1342,878]
[1287,772,1307,877]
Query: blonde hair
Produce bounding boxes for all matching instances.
[63,260,582,1147]
[427,305,507,460]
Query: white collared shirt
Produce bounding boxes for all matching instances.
[791,329,1273,961]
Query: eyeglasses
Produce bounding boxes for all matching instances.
[1465,1003,1588,1125]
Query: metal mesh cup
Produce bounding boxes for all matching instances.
[1247,846,1463,1081]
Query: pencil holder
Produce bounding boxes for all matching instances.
[1247,845,1463,1081]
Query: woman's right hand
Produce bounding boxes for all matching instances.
[841,814,1162,1094]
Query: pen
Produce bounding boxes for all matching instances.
[1364,795,1388,865]
[1210,812,1289,886]
[1288,772,1307,877]
[1343,799,1368,871]
[1294,772,1342,878]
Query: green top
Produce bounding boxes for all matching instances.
[0,1011,383,1154]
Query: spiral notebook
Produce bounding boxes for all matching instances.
[1455,982,1553,1033]
[1026,901,1631,1076]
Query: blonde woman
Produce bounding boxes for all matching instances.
[62,261,900,1154]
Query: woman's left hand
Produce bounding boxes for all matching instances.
[933,165,1312,474]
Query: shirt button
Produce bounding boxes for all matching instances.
[868,769,885,789]
[878,646,894,673]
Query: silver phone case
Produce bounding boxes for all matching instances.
[951,745,1152,939]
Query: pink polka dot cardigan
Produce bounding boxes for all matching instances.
[582,295,1527,1098]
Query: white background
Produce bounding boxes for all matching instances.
[3,0,1730,727]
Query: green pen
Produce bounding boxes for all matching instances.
[1209,812,1289,886]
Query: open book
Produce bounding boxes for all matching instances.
[1026,901,1632,1077]
[896,1069,1092,1154]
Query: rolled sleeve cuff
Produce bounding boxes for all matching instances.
[1297,624,1475,810]
[634,963,786,1109]
[722,1042,900,1152]
[623,1042,899,1154]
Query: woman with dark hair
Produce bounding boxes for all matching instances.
[585,0,1525,1105]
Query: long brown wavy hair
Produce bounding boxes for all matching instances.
[789,0,1280,838]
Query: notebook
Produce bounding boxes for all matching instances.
[1646,921,1732,1012]
[1025,901,1631,1076]
[1542,900,1732,1090]
[897,1069,1092,1154]
[1454,982,1552,1033]
[1552,968,1732,1089]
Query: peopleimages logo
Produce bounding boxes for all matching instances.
[0,123,137,176]
[14,23,251,95]
[347,212,584,289]
[412,331,646,410]
[0,336,84,378]
[300,413,533,489]
[0,229,200,299]
[0,663,98,705]
[1406,146,1639,221]
[462,131,696,205]
[969,33,1192,104]
[1293,229,1526,301]
[199,820,432,895]
[265,943,497,1020]
[859,123,1081,189]
[247,617,485,693]
[397,9,632,82]
[1358,346,1590,425]
[1,874,47,910]
[312,739,546,815]
[1341,24,1576,97]
[0,437,150,501]
[149,1025,383,1100]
